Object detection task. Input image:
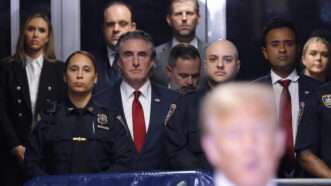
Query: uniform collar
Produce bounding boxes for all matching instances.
[65,97,96,114]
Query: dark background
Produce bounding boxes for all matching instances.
[1,0,331,80]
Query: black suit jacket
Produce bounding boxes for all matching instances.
[255,73,322,177]
[90,47,121,94]
[94,81,178,170]
[0,59,65,151]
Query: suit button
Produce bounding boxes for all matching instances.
[18,113,23,117]
[17,99,22,104]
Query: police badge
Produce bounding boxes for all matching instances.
[164,104,177,126]
[322,94,331,108]
[97,113,108,125]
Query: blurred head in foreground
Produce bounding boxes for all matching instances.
[201,82,285,186]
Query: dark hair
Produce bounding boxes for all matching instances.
[167,0,200,16]
[116,30,156,60]
[14,13,56,62]
[64,51,97,73]
[168,43,201,67]
[262,18,297,47]
[103,1,134,23]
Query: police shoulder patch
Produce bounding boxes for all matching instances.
[164,104,177,126]
[322,94,331,108]
[97,113,108,125]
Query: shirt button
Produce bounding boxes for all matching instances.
[17,99,22,104]
[18,113,23,117]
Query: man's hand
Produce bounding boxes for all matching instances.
[13,145,26,161]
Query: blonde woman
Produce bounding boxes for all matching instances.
[302,36,330,82]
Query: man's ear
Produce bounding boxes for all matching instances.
[262,47,269,60]
[166,15,172,26]
[166,65,173,78]
[131,22,137,31]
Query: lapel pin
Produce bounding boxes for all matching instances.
[304,91,310,95]
[48,86,52,91]
[16,86,21,90]
[154,98,160,102]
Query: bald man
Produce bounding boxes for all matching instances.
[201,82,285,186]
[165,39,240,170]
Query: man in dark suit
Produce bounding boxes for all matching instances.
[94,30,178,170]
[165,39,240,170]
[152,0,205,86]
[91,1,136,93]
[255,18,322,178]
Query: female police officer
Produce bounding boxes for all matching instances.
[24,51,132,177]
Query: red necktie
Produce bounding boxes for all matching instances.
[132,91,146,153]
[278,80,295,171]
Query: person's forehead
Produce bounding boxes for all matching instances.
[308,41,328,50]
[121,38,151,50]
[69,54,93,66]
[104,4,132,21]
[175,58,200,70]
[172,0,196,12]
[266,27,296,41]
[207,43,237,57]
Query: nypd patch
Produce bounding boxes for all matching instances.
[97,113,108,125]
[322,94,331,108]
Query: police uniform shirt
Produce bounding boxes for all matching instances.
[120,80,151,139]
[270,69,300,144]
[24,98,131,176]
[296,82,331,169]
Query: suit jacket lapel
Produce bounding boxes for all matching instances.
[13,61,31,111]
[35,61,53,114]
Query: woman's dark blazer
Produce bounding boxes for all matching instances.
[0,58,65,151]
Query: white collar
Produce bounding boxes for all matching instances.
[26,54,44,68]
[171,37,199,48]
[214,171,276,186]
[120,80,151,99]
[270,69,299,85]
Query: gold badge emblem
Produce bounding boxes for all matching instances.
[97,113,108,125]
[322,94,331,108]
[164,104,177,126]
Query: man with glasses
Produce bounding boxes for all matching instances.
[165,39,240,170]
[94,30,178,170]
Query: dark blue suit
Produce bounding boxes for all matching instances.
[255,73,322,177]
[90,47,121,94]
[94,80,178,170]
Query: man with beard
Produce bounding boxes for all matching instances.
[166,44,201,94]
[152,0,205,86]
[165,39,240,170]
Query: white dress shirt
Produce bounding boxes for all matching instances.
[120,80,152,139]
[107,46,116,67]
[214,172,276,186]
[25,54,44,115]
[270,70,300,145]
[172,37,199,49]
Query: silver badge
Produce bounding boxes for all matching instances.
[164,104,177,126]
[48,86,52,91]
[154,98,161,103]
[322,94,331,108]
[16,86,21,90]
[97,113,108,125]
